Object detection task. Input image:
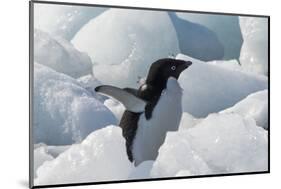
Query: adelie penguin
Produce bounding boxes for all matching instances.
[95,58,192,166]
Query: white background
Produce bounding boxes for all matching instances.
[0,0,278,188]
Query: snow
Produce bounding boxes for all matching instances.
[169,12,224,61]
[34,29,93,78]
[176,13,243,60]
[221,90,268,129]
[33,63,117,145]
[177,54,268,117]
[34,3,106,40]
[35,126,133,185]
[239,17,269,75]
[72,8,180,87]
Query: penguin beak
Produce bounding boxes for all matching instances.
[184,61,192,69]
[179,60,192,72]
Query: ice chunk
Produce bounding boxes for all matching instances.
[168,12,224,61]
[34,143,70,177]
[104,99,125,122]
[151,131,212,177]
[179,112,201,130]
[128,161,154,180]
[176,13,243,60]
[175,170,192,177]
[152,113,268,177]
[34,106,268,183]
[34,3,106,40]
[34,29,92,78]
[46,146,70,158]
[208,59,267,75]
[207,59,242,72]
[77,74,102,97]
[177,54,268,117]
[35,126,133,185]
[72,8,180,87]
[239,17,269,75]
[33,63,117,145]
[185,114,268,173]
[221,90,268,129]
[34,143,70,158]
[92,60,143,88]
[34,146,54,178]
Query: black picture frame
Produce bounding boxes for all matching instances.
[29,1,270,188]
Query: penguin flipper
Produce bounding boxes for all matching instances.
[123,88,139,96]
[95,85,146,113]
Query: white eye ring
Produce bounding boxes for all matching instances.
[171,66,176,70]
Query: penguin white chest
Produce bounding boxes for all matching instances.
[132,77,183,166]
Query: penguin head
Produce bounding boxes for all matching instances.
[146,58,192,87]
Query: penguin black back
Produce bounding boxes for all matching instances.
[120,111,141,162]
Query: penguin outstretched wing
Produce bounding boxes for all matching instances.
[95,85,147,113]
[123,87,139,96]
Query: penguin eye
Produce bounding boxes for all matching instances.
[171,66,176,70]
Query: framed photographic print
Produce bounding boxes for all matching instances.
[29,0,270,188]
